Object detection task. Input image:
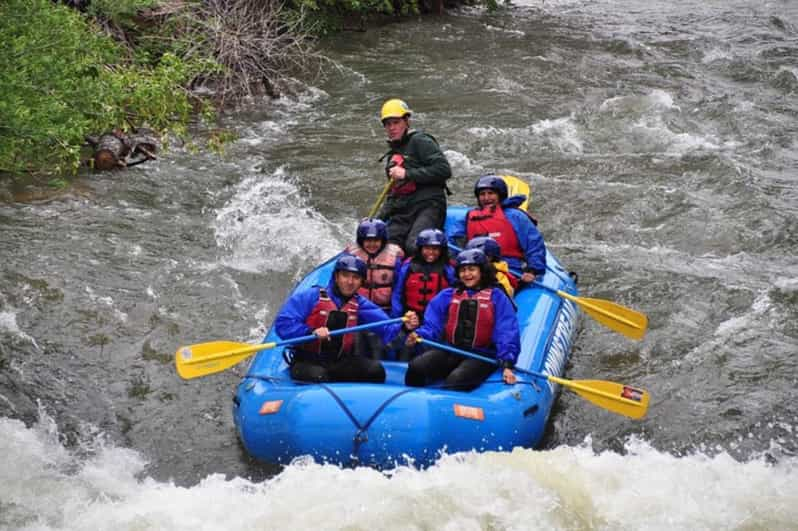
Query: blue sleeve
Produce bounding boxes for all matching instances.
[356,296,403,344]
[391,261,410,318]
[444,264,457,285]
[508,210,546,275]
[274,287,318,339]
[414,289,452,341]
[448,213,468,250]
[491,290,521,364]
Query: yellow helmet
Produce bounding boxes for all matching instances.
[380,99,412,122]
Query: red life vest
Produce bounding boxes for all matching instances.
[386,152,417,197]
[301,288,359,357]
[402,260,449,314]
[466,206,524,259]
[444,288,495,350]
[346,242,403,310]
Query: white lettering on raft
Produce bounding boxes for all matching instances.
[543,298,578,394]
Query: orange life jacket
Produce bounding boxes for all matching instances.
[346,242,403,310]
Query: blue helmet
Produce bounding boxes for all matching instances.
[465,236,501,260]
[334,254,367,278]
[455,248,488,269]
[356,218,388,246]
[474,175,508,202]
[415,228,446,248]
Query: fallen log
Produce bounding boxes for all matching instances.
[86,129,160,171]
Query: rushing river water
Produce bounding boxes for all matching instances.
[2,0,797,529]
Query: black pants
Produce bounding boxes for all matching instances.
[405,348,497,391]
[354,331,386,360]
[379,198,446,256]
[290,353,386,383]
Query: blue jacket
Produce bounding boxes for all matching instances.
[449,195,547,275]
[390,258,457,318]
[414,286,520,366]
[274,276,403,346]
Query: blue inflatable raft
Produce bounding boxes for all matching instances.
[233,206,579,468]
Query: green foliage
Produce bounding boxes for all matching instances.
[87,0,158,27]
[289,0,420,35]
[0,0,215,175]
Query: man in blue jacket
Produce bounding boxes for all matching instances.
[275,254,418,383]
[449,175,546,284]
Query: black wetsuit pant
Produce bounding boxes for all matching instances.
[404,348,496,391]
[290,352,386,383]
[380,198,445,256]
[354,331,386,360]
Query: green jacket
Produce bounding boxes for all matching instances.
[381,130,452,211]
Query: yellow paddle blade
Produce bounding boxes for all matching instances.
[500,175,531,212]
[556,290,648,340]
[548,375,650,419]
[175,340,275,380]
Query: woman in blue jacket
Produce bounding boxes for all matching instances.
[405,249,520,391]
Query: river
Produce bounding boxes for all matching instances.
[1,0,797,529]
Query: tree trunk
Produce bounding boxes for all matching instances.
[92,132,130,171]
[86,129,160,171]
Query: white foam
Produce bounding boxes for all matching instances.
[213,167,345,274]
[2,413,796,531]
[0,309,40,349]
[444,149,480,175]
[530,115,584,154]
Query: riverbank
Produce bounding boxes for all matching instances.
[0,0,464,182]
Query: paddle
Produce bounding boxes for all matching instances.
[499,174,531,212]
[448,242,648,340]
[176,317,404,380]
[418,338,650,419]
[534,282,647,341]
[368,180,392,219]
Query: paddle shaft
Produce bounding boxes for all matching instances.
[448,241,647,340]
[181,317,404,367]
[418,338,535,379]
[418,337,649,418]
[368,180,392,218]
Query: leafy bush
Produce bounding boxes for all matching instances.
[0,0,211,175]
[87,0,159,26]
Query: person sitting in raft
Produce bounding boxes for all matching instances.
[449,175,546,284]
[345,218,405,358]
[404,248,520,391]
[274,254,419,383]
[389,228,457,361]
[345,218,404,311]
[464,236,517,298]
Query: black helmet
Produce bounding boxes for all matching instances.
[474,175,508,202]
